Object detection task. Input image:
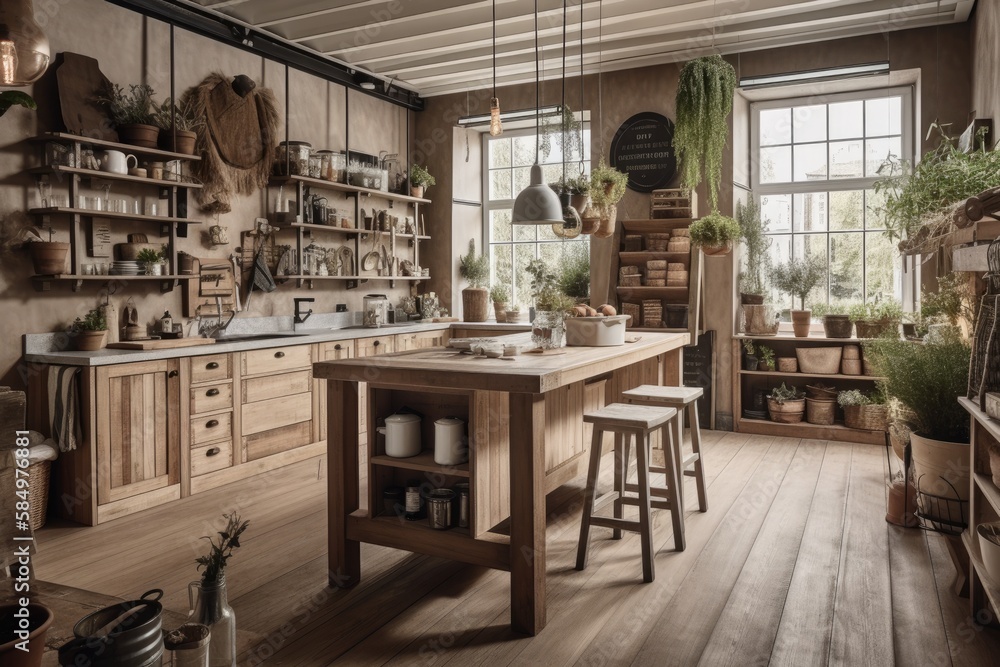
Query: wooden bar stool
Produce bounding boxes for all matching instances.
[622,385,708,513]
[576,403,685,583]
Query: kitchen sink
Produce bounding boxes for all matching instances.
[212,332,311,343]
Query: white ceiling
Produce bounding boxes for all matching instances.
[181,0,975,97]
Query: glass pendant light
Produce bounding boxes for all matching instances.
[552,0,580,239]
[0,0,49,86]
[489,0,502,137]
[511,0,562,225]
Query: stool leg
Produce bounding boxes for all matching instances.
[636,428,655,583]
[664,421,686,552]
[576,426,605,571]
[613,431,631,540]
[674,406,685,511]
[688,402,708,512]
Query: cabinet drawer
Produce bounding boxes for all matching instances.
[243,370,312,404]
[319,340,355,361]
[244,421,313,461]
[356,336,395,357]
[190,382,233,415]
[191,440,233,477]
[241,394,312,436]
[242,345,313,376]
[191,411,233,446]
[191,354,231,384]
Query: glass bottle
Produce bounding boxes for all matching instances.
[188,575,236,667]
[405,479,423,521]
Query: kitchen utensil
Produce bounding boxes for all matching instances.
[100,150,138,175]
[434,417,468,466]
[377,413,421,458]
[426,489,456,530]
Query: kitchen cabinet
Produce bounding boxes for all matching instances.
[395,329,450,351]
[960,398,1000,625]
[241,344,316,462]
[317,341,356,442]
[355,335,395,445]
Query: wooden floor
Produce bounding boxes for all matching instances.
[34,432,1000,666]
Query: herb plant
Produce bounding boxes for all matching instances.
[837,389,885,407]
[558,244,591,300]
[73,308,107,332]
[489,283,510,303]
[588,160,628,208]
[757,345,775,369]
[96,83,156,126]
[458,239,489,288]
[921,272,976,328]
[153,97,202,132]
[768,382,804,404]
[136,248,162,264]
[772,256,826,310]
[526,259,575,312]
[409,164,436,188]
[540,106,583,161]
[689,212,740,249]
[196,512,250,584]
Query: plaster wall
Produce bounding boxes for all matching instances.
[972,0,1000,124]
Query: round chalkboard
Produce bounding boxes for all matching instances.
[610,112,677,192]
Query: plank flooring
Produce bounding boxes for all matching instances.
[32,433,1000,666]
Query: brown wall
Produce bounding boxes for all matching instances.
[0,0,411,390]
[972,0,1000,124]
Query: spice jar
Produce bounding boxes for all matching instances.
[383,486,404,517]
[275,141,312,176]
[404,479,424,521]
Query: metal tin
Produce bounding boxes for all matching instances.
[426,488,456,530]
[59,589,164,666]
[454,482,470,528]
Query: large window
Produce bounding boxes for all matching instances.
[751,87,913,309]
[483,124,590,307]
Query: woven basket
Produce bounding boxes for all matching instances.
[27,460,51,530]
[806,397,836,425]
[768,398,805,423]
[844,404,889,431]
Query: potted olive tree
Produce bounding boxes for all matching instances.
[772,256,825,337]
[96,83,158,148]
[459,239,490,322]
[409,164,435,199]
[72,308,109,351]
[690,211,741,256]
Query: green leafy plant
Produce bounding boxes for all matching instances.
[864,332,970,442]
[540,105,583,161]
[674,55,737,209]
[742,339,755,356]
[409,164,436,188]
[558,244,590,300]
[489,283,510,303]
[196,511,250,584]
[848,298,903,322]
[153,96,202,132]
[588,160,628,208]
[0,91,36,118]
[689,212,740,249]
[458,239,489,288]
[757,345,775,369]
[737,197,771,296]
[837,389,886,408]
[921,272,976,328]
[772,256,826,310]
[136,248,162,264]
[73,308,107,332]
[549,174,590,195]
[95,83,156,126]
[768,382,804,404]
[526,259,575,312]
[808,301,854,319]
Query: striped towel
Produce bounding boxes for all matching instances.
[48,366,81,452]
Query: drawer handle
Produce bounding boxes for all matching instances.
[206,447,221,457]
[334,344,342,350]
[206,388,220,397]
[206,362,219,370]
[168,370,179,378]
[275,351,286,358]
[205,419,219,429]
[373,340,380,347]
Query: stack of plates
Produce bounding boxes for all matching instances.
[744,409,769,421]
[111,261,141,276]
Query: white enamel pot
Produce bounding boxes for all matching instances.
[378,413,421,457]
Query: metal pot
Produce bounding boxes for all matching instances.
[58,589,164,667]
[377,413,421,458]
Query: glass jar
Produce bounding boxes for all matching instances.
[274,141,312,176]
[308,152,322,178]
[188,576,235,667]
[532,310,566,349]
[315,150,336,182]
[363,294,390,328]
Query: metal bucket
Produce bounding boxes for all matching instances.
[58,589,164,667]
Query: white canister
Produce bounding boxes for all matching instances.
[434,417,468,466]
[377,413,421,458]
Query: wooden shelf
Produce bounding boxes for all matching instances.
[616,286,689,298]
[735,333,875,343]
[28,207,197,225]
[975,473,1000,516]
[395,233,432,240]
[280,275,362,281]
[961,396,1000,443]
[620,219,692,232]
[618,251,691,263]
[32,273,191,281]
[290,223,368,235]
[961,530,1000,615]
[736,417,886,445]
[371,450,470,477]
[32,132,202,161]
[31,166,203,189]
[739,369,886,381]
[271,174,431,205]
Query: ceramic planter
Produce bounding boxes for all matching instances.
[822,314,853,338]
[493,301,507,322]
[742,304,779,335]
[977,523,1000,582]
[700,241,733,256]
[158,128,197,155]
[805,397,836,425]
[0,603,53,667]
[790,309,812,337]
[118,123,160,148]
[410,185,425,198]
[910,432,971,525]
[745,355,759,371]
[795,347,843,374]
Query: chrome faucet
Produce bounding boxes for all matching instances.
[294,298,314,326]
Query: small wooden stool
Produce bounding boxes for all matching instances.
[576,403,684,583]
[622,385,708,513]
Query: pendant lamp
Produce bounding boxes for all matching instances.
[0,0,49,85]
[489,0,502,136]
[553,0,581,239]
[511,0,563,226]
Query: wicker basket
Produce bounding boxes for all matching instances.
[26,460,51,530]
[768,398,805,423]
[806,397,836,425]
[844,404,889,431]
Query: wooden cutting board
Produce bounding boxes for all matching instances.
[55,52,117,141]
[107,338,217,350]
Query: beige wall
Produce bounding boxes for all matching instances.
[0,0,412,390]
[972,0,1000,124]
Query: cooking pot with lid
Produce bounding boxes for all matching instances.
[58,589,164,667]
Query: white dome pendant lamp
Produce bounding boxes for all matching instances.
[511,0,562,225]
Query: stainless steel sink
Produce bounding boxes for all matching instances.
[213,332,310,343]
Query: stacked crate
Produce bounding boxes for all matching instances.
[650,188,698,219]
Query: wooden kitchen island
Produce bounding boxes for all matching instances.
[313,332,688,635]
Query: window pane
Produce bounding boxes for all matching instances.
[865,232,898,300]
[830,232,863,302]
[513,244,537,306]
[490,170,511,201]
[829,190,864,231]
[793,143,827,181]
[865,96,902,137]
[513,136,536,167]
[761,194,791,232]
[538,223,560,242]
[865,137,900,177]
[794,192,827,232]
[865,189,888,230]
[760,108,791,146]
[541,164,564,186]
[793,105,826,143]
[829,100,863,140]
[512,166,531,196]
[491,208,512,242]
[514,224,537,242]
[793,234,829,308]
[829,140,863,179]
[767,234,792,308]
[538,241,565,267]
[489,138,511,169]
[491,243,513,292]
[760,146,792,183]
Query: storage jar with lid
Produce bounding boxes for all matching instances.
[377,413,421,458]
[434,417,468,466]
[274,141,312,176]
[363,294,391,328]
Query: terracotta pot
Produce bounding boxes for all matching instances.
[76,330,108,351]
[158,128,197,155]
[410,185,425,199]
[910,432,971,504]
[767,397,805,423]
[462,287,489,322]
[580,217,600,235]
[29,241,70,275]
[790,309,812,337]
[822,314,853,338]
[842,344,861,360]
[741,293,765,305]
[840,359,862,375]
[570,193,589,212]
[493,301,507,322]
[118,123,160,148]
[0,604,54,667]
[594,206,617,239]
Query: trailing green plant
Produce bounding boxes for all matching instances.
[0,91,36,118]
[136,248,162,264]
[673,55,737,209]
[409,164,436,188]
[526,259,575,312]
[689,212,740,249]
[196,511,250,584]
[95,83,156,126]
[558,244,590,300]
[152,96,202,132]
[921,272,976,329]
[489,283,510,303]
[768,382,804,404]
[73,308,107,332]
[864,331,970,442]
[757,345,775,369]
[588,160,628,208]
[874,122,1000,242]
[737,197,771,296]
[549,174,590,195]
[540,105,583,161]
[771,256,825,310]
[458,239,490,288]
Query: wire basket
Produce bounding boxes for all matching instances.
[913,474,968,535]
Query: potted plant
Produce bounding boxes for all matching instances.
[72,308,108,351]
[96,82,158,148]
[22,226,69,275]
[458,239,490,322]
[153,96,201,155]
[810,302,854,339]
[737,197,770,304]
[757,345,775,371]
[767,382,805,423]
[772,256,825,337]
[490,284,510,322]
[689,211,741,256]
[409,164,435,198]
[849,298,902,339]
[526,259,575,349]
[540,105,583,161]
[136,247,164,276]
[837,389,888,431]
[587,160,628,239]
[742,339,758,371]
[558,244,590,303]
[190,511,249,667]
[0,90,37,117]
[674,54,737,210]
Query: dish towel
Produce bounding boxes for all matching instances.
[48,366,81,452]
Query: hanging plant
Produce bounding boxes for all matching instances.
[540,106,583,161]
[588,160,627,208]
[673,55,736,210]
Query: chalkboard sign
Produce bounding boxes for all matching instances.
[610,112,677,193]
[682,330,715,430]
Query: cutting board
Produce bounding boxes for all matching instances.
[55,52,117,141]
[107,338,217,350]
